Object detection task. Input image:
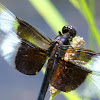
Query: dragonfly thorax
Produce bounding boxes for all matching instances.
[55,26,77,45]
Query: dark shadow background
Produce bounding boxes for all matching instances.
[0,0,100,100]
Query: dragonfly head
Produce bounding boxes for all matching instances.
[62,26,77,38]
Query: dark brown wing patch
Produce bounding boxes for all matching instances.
[15,40,47,75]
[50,59,92,92]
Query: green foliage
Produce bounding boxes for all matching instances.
[69,0,100,49]
[29,0,67,34]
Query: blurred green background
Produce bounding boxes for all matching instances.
[0,0,100,100]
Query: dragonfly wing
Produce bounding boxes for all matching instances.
[59,46,100,73]
[50,58,100,98]
[0,3,50,75]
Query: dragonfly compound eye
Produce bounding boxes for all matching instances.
[62,26,77,38]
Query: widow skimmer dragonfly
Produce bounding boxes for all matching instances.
[0,3,100,100]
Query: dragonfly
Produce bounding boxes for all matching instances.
[0,3,100,100]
